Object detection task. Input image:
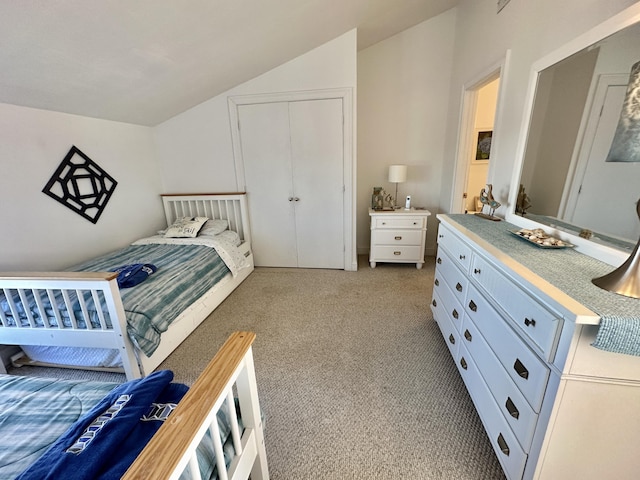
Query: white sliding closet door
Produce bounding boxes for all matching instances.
[238,98,344,268]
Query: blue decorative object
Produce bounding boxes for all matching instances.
[42,146,117,224]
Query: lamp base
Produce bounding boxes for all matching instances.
[592,237,640,299]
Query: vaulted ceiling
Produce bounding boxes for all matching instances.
[0,1,458,126]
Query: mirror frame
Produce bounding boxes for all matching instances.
[506,3,640,267]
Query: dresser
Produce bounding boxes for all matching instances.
[432,214,640,479]
[369,208,431,269]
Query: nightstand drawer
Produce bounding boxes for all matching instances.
[373,216,425,229]
[370,245,421,261]
[372,229,423,245]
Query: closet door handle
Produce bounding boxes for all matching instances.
[288,197,294,201]
[513,358,529,380]
[468,300,477,312]
[294,197,300,201]
[497,434,510,456]
[505,397,520,419]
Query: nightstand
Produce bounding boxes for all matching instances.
[369,208,431,269]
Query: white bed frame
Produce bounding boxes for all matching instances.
[124,331,269,480]
[0,193,254,380]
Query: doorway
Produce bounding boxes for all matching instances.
[451,53,509,214]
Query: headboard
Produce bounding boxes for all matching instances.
[161,193,251,244]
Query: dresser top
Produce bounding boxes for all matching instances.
[438,214,640,327]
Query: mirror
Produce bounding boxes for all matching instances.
[509,9,640,259]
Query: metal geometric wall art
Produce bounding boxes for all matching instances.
[42,145,117,224]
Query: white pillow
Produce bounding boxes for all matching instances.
[215,229,242,246]
[199,218,229,236]
[164,216,208,238]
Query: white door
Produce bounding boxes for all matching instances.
[567,76,640,241]
[238,98,344,268]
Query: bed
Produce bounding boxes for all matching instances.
[0,193,254,380]
[1,331,269,480]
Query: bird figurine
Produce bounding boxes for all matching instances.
[478,184,501,220]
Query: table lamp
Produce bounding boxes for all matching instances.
[388,165,407,209]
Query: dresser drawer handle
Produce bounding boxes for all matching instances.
[394,236,402,240]
[452,309,459,320]
[434,278,439,286]
[437,257,442,264]
[382,222,386,225]
[394,251,401,256]
[459,254,466,260]
[513,359,529,380]
[432,299,437,307]
[524,317,536,327]
[456,282,463,292]
[439,234,443,238]
[464,329,472,342]
[448,334,455,345]
[460,357,468,370]
[474,268,481,274]
[413,221,417,225]
[468,300,477,312]
[505,397,520,419]
[497,434,510,456]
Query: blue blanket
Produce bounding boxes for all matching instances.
[16,370,187,480]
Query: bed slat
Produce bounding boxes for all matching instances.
[227,391,242,456]
[45,289,64,328]
[209,419,228,480]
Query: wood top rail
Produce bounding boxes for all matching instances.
[0,271,118,281]
[161,192,246,197]
[122,331,256,479]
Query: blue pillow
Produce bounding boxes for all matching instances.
[111,263,157,289]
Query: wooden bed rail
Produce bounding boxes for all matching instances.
[123,331,268,480]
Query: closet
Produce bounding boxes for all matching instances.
[235,97,345,268]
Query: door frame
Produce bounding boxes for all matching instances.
[228,88,356,271]
[450,51,511,214]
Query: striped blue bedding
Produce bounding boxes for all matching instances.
[0,241,232,357]
[1,373,238,480]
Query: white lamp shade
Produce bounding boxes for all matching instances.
[388,164,407,183]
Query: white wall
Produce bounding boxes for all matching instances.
[441,0,639,217]
[0,103,162,270]
[153,30,357,194]
[357,9,457,255]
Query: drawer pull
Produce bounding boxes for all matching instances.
[524,317,536,327]
[394,236,402,240]
[460,357,468,370]
[474,268,481,274]
[468,300,477,312]
[439,234,444,238]
[459,254,466,260]
[455,282,463,292]
[513,359,529,380]
[432,299,437,307]
[452,309,459,320]
[434,278,439,286]
[464,329,472,342]
[448,334,455,345]
[382,222,386,225]
[497,434,510,456]
[505,397,520,419]
[394,251,401,256]
[437,257,442,264]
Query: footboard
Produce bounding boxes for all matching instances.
[123,331,269,480]
[0,272,141,379]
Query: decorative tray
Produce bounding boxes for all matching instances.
[510,228,574,249]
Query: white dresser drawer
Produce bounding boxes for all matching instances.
[370,245,421,261]
[373,216,425,229]
[432,290,459,359]
[471,254,562,360]
[435,249,469,307]
[432,274,464,334]
[465,283,550,412]
[372,229,423,246]
[457,343,528,480]
[461,316,539,451]
[437,223,472,272]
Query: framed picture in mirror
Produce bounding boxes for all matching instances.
[474,129,492,162]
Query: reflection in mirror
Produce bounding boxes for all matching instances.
[514,20,640,253]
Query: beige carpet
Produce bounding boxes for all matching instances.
[10,256,505,479]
